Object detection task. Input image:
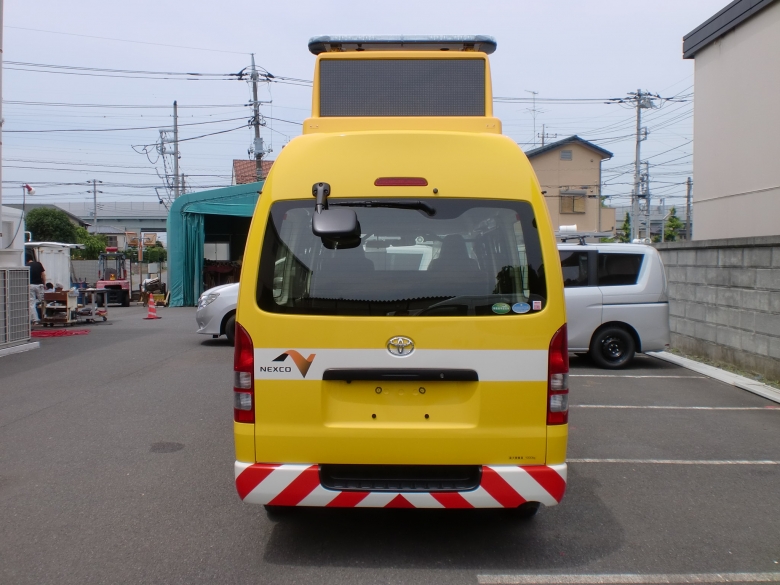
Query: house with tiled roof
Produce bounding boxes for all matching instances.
[525,135,615,235]
[232,159,275,185]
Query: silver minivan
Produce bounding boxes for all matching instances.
[558,242,670,368]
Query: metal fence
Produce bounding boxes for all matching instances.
[71,260,99,286]
[0,267,31,348]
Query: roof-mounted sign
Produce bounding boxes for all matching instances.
[308,35,497,55]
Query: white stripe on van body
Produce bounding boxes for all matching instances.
[253,349,548,382]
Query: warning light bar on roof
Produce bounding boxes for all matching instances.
[308,35,497,55]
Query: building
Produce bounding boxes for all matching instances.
[525,136,615,235]
[92,225,131,249]
[683,0,780,239]
[52,202,168,236]
[5,203,88,229]
[232,159,275,185]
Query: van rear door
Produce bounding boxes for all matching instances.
[250,196,557,466]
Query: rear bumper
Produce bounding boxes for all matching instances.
[235,461,566,508]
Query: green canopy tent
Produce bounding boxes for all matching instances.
[167,182,263,307]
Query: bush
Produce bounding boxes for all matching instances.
[25,208,77,243]
[125,246,167,263]
[72,227,107,260]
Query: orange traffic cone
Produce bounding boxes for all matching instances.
[143,294,161,320]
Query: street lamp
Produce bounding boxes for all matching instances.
[22,184,35,232]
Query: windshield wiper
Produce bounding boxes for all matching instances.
[330,200,436,216]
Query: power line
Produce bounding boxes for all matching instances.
[3,100,247,109]
[5,26,249,55]
[5,116,248,133]
[2,165,231,177]
[6,61,241,77]
[5,66,241,81]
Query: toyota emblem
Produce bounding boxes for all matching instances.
[387,336,414,357]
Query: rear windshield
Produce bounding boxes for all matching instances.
[257,198,547,316]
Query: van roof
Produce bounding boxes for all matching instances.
[557,242,657,253]
[25,242,84,249]
[308,35,497,55]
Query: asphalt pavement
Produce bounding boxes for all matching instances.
[1,306,778,585]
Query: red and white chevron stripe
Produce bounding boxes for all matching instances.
[235,462,567,508]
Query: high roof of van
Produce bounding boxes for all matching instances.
[304,36,500,134]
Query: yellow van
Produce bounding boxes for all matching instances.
[234,36,568,517]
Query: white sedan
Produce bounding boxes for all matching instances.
[196,283,239,345]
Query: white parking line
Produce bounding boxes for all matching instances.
[569,459,780,465]
[477,572,780,584]
[573,405,778,411]
[569,375,707,379]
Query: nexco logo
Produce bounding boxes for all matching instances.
[271,350,316,377]
[257,366,293,373]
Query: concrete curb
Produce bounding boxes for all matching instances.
[648,351,780,405]
[0,341,40,358]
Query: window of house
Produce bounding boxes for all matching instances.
[105,236,118,248]
[560,150,572,161]
[204,242,230,261]
[560,190,587,214]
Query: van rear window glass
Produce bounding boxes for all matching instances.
[597,253,643,286]
[257,198,547,316]
[559,251,589,287]
[319,59,485,117]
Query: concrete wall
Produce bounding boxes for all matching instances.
[692,0,780,239]
[656,236,780,380]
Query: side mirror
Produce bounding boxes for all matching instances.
[311,182,361,247]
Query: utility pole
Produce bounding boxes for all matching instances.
[250,54,264,182]
[685,176,693,240]
[181,173,185,196]
[630,89,654,241]
[660,198,666,243]
[88,180,103,234]
[537,124,557,148]
[640,161,651,240]
[173,101,180,199]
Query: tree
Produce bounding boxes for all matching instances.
[25,208,78,243]
[124,246,167,263]
[71,227,107,260]
[664,207,684,242]
[617,212,631,243]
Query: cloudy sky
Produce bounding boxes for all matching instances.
[2,0,726,210]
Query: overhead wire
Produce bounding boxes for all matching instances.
[5,116,249,133]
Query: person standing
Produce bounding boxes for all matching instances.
[27,255,46,324]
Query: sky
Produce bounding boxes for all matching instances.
[2,0,727,211]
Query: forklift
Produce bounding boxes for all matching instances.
[97,247,131,307]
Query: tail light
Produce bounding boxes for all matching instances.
[233,322,254,423]
[547,324,569,425]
